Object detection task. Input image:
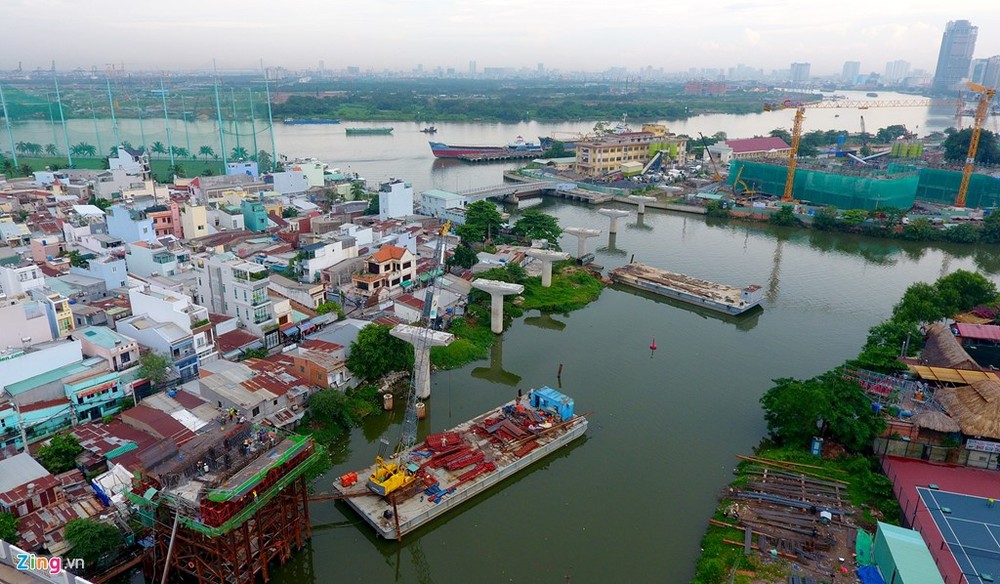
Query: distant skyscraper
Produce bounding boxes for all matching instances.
[790,62,811,84]
[469,60,477,75]
[842,61,860,84]
[933,20,978,93]
[884,60,910,83]
[970,58,989,84]
[983,56,1000,90]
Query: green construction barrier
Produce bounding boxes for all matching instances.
[888,164,1000,209]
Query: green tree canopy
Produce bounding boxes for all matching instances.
[875,125,910,143]
[137,352,171,387]
[309,389,357,431]
[64,519,122,566]
[456,200,504,244]
[346,324,414,380]
[37,434,83,474]
[511,210,562,245]
[852,319,923,372]
[761,371,885,452]
[316,300,344,319]
[447,243,479,270]
[0,512,17,544]
[942,128,1000,165]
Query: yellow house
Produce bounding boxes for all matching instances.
[180,203,209,240]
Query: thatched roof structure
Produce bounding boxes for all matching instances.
[911,410,961,433]
[920,323,981,371]
[937,379,1000,439]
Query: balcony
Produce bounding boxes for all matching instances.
[253,313,272,325]
[153,253,176,264]
[250,292,268,307]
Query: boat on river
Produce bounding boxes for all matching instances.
[609,262,763,315]
[346,127,393,135]
[332,387,588,540]
[429,136,543,158]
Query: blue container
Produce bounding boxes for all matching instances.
[810,436,824,457]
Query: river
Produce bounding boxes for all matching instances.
[15,99,1000,582]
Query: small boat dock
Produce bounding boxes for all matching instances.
[609,262,762,315]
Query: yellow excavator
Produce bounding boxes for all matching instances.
[368,221,451,497]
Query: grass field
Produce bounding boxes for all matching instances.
[6,156,224,179]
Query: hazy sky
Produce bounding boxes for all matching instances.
[4,0,999,75]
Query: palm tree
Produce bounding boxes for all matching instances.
[256,150,272,172]
[14,141,28,155]
[198,145,215,161]
[350,181,367,200]
[26,143,42,157]
[121,140,134,151]
[72,142,97,157]
[150,141,167,158]
[44,144,58,157]
[171,146,190,159]
[231,146,249,160]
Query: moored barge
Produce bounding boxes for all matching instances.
[332,387,588,539]
[609,262,762,315]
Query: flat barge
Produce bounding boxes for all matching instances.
[332,387,587,539]
[609,262,762,315]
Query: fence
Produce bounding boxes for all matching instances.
[873,436,1000,469]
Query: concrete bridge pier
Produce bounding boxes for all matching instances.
[472,279,525,334]
[627,195,656,214]
[564,227,601,259]
[598,209,631,234]
[390,324,455,399]
[525,249,571,287]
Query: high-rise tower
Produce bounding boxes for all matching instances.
[932,20,978,93]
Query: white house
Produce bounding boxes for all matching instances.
[378,179,415,220]
[420,189,467,218]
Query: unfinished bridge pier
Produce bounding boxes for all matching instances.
[598,208,631,234]
[472,279,525,334]
[525,248,571,287]
[390,324,455,399]
[627,195,656,214]
[564,227,601,260]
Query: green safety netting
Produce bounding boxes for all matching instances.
[889,163,1000,209]
[729,160,919,211]
[856,528,875,566]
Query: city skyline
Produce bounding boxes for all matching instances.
[3,1,1000,76]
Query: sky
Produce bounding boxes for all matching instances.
[3,0,999,76]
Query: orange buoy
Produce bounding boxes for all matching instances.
[649,337,657,350]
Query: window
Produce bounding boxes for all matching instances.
[273,399,278,406]
[252,406,260,417]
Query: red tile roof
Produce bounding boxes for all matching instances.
[395,293,425,311]
[300,339,344,352]
[170,389,208,409]
[370,245,408,262]
[122,404,196,446]
[725,136,791,153]
[954,323,1000,343]
[216,329,260,353]
[19,397,71,414]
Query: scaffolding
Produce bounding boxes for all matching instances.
[728,160,920,211]
[889,163,1000,209]
[128,430,324,583]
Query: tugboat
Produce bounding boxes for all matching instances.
[420,126,437,134]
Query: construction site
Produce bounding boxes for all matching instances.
[126,419,324,583]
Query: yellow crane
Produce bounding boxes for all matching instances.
[764,97,933,202]
[956,82,997,208]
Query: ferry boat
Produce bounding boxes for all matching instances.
[429,136,543,158]
[609,262,763,315]
[282,118,340,125]
[346,127,393,135]
[332,387,588,540]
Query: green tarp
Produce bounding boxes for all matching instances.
[856,529,875,566]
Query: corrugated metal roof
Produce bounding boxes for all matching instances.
[874,522,945,584]
[0,453,50,494]
[955,323,1000,343]
[907,365,1000,384]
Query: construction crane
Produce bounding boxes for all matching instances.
[699,132,723,182]
[368,221,452,498]
[956,82,998,208]
[764,97,933,202]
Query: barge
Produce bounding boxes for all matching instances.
[346,127,393,135]
[609,262,763,315]
[332,387,587,539]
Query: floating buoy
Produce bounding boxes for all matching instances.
[649,337,657,351]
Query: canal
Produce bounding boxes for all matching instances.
[273,199,1000,583]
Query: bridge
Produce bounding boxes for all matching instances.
[458,179,613,205]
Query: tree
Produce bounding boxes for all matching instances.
[282,207,299,218]
[761,372,884,452]
[198,145,215,160]
[150,141,167,158]
[315,300,344,319]
[167,163,186,179]
[231,146,249,160]
[455,200,503,244]
[942,128,1000,165]
[982,211,1000,244]
[892,282,946,323]
[769,204,800,227]
[769,128,793,145]
[256,150,273,171]
[241,348,268,360]
[18,163,33,177]
[44,143,58,157]
[64,519,122,566]
[88,196,113,211]
[542,140,567,158]
[935,270,998,314]
[37,434,83,474]
[350,181,367,200]
[875,124,910,144]
[447,243,479,270]
[309,389,357,431]
[346,324,414,380]
[512,210,562,245]
[24,143,42,157]
[137,351,171,387]
[853,318,922,372]
[364,195,379,216]
[64,249,89,268]
[0,512,18,544]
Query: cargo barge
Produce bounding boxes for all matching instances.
[346,127,393,135]
[429,136,543,159]
[282,118,340,124]
[332,387,587,540]
[609,262,763,315]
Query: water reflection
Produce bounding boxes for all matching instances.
[470,334,522,386]
[767,238,783,304]
[610,285,762,332]
[523,311,568,331]
[974,247,1000,275]
[597,232,627,256]
[627,214,652,231]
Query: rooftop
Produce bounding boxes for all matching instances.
[0,452,50,494]
[122,315,190,344]
[370,244,409,263]
[421,189,465,201]
[75,325,136,351]
[724,136,791,153]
